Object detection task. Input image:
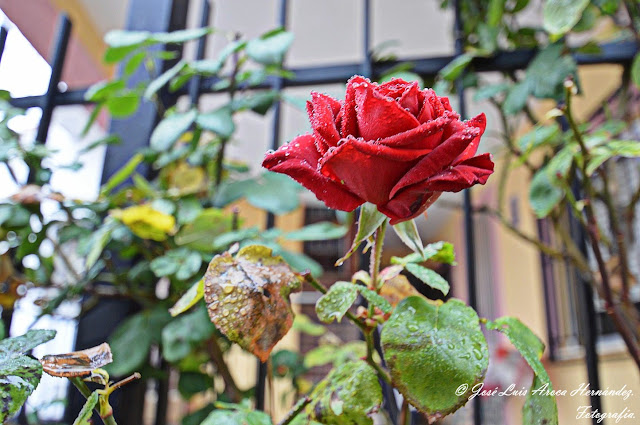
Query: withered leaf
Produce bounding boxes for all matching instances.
[379,274,423,307]
[40,342,113,377]
[203,245,302,362]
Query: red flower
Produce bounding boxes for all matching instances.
[262,76,493,224]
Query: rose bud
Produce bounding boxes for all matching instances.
[263,76,494,224]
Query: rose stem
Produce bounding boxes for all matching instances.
[69,377,118,425]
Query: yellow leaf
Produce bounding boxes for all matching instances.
[111,204,176,241]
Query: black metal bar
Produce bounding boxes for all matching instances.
[537,219,560,361]
[569,190,603,421]
[188,0,211,106]
[65,2,190,425]
[256,0,288,412]
[453,2,481,425]
[10,40,640,110]
[27,15,71,184]
[0,26,8,65]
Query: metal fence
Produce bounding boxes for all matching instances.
[3,0,636,424]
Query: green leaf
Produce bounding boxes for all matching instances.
[175,208,234,251]
[518,123,561,152]
[292,314,326,336]
[145,60,187,99]
[84,79,126,102]
[170,279,204,317]
[176,197,203,225]
[85,219,118,270]
[104,30,150,48]
[285,222,348,241]
[488,0,506,26]
[196,107,235,139]
[106,93,140,117]
[503,80,531,115]
[315,281,359,323]
[473,82,509,102]
[0,330,56,361]
[486,317,558,425]
[485,317,548,382]
[231,91,279,115]
[72,391,99,425]
[526,44,576,99]
[178,371,211,398]
[0,330,56,422]
[381,297,488,418]
[101,153,144,195]
[150,249,202,280]
[246,29,294,65]
[632,54,640,89]
[124,51,146,76]
[529,166,564,218]
[543,0,590,39]
[523,375,559,425]
[150,109,198,151]
[163,306,215,363]
[293,360,382,425]
[107,308,171,376]
[336,203,386,266]
[439,53,473,81]
[424,241,456,264]
[0,356,44,422]
[244,172,302,215]
[150,27,212,44]
[357,286,392,314]
[587,140,640,175]
[279,249,323,277]
[405,263,450,296]
[392,219,424,257]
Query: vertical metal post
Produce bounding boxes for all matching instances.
[569,187,602,423]
[555,116,601,423]
[0,26,8,64]
[67,1,190,424]
[453,1,481,425]
[28,15,71,184]
[256,0,288,411]
[189,0,211,106]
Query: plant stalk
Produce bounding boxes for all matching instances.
[69,377,118,425]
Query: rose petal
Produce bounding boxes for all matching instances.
[452,113,487,164]
[307,92,342,154]
[425,153,494,191]
[262,135,364,211]
[376,112,454,148]
[354,81,420,140]
[389,124,483,198]
[319,137,425,205]
[398,82,421,116]
[417,90,446,123]
[378,187,442,225]
[340,75,368,138]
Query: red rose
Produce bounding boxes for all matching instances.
[262,76,494,224]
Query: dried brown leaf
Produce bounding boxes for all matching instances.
[203,245,302,361]
[40,342,113,377]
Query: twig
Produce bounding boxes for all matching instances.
[399,398,410,425]
[277,397,311,425]
[600,166,632,302]
[564,82,640,370]
[214,33,242,188]
[206,335,242,402]
[69,377,118,425]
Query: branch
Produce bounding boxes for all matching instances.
[564,82,640,369]
[206,335,243,403]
